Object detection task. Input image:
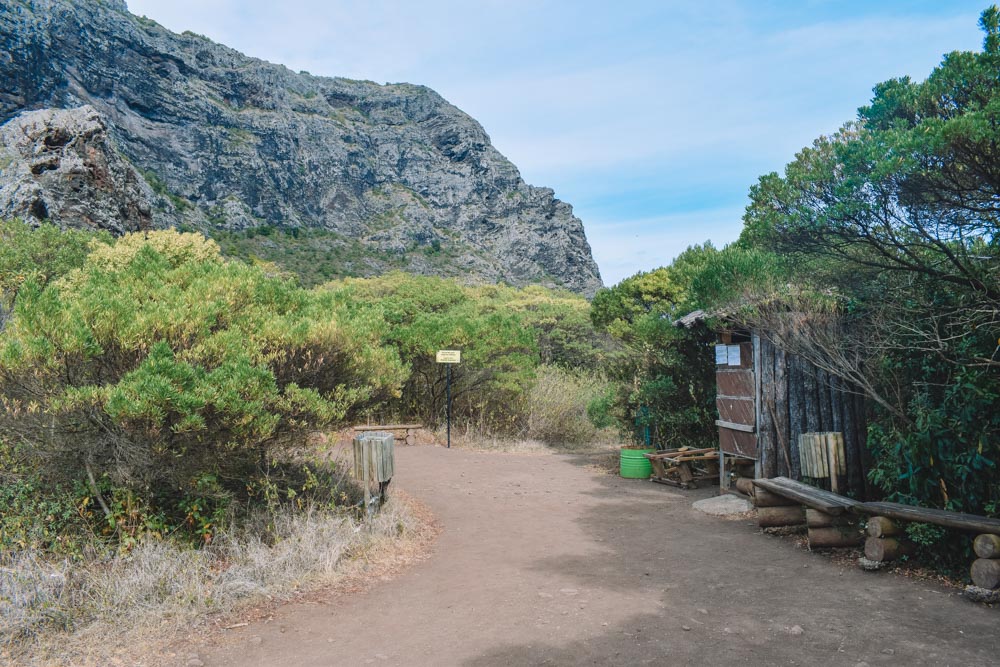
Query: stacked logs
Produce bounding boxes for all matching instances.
[971,534,1000,590]
[806,509,863,548]
[753,488,805,528]
[864,517,914,562]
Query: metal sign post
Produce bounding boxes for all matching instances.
[436,350,461,448]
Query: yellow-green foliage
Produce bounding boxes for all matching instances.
[323,273,611,433]
[0,220,111,309]
[0,229,405,517]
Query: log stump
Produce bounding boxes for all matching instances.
[807,509,855,528]
[753,488,798,508]
[758,505,806,528]
[735,477,755,497]
[864,536,914,562]
[973,533,1000,560]
[808,525,863,548]
[866,516,903,538]
[971,558,1000,590]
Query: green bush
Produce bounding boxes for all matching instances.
[0,229,405,547]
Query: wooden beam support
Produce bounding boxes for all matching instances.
[856,502,1000,536]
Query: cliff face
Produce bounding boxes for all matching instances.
[0,0,602,295]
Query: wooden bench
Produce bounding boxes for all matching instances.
[855,501,1000,536]
[353,423,423,446]
[752,476,861,515]
[855,501,1000,592]
[753,481,1000,594]
[751,476,863,548]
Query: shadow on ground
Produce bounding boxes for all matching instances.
[467,454,997,667]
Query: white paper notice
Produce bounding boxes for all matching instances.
[727,344,741,366]
[715,345,728,365]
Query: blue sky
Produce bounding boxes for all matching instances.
[126,1,985,285]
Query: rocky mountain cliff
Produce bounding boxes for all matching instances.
[0,0,602,295]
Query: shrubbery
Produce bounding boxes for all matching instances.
[0,225,405,551]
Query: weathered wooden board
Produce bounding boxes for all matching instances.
[716,397,755,426]
[717,369,754,398]
[752,476,861,515]
[856,502,1000,536]
[719,427,757,459]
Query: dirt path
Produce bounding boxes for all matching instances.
[187,446,997,666]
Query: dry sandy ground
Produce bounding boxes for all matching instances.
[177,445,997,666]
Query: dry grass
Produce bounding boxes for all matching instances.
[1,496,427,666]
[524,366,618,449]
[444,427,620,456]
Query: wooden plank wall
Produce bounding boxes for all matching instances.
[754,336,869,498]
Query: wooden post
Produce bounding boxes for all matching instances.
[773,346,789,478]
[719,449,726,493]
[826,433,839,494]
[787,354,805,480]
[753,333,764,478]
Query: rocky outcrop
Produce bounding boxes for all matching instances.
[0,0,602,295]
[0,106,156,234]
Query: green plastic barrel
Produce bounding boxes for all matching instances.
[620,448,655,479]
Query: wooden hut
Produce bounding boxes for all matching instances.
[676,310,871,498]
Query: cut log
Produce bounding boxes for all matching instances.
[734,477,755,497]
[864,537,914,562]
[971,558,1000,589]
[857,501,1000,536]
[807,509,855,528]
[753,488,799,508]
[808,525,863,548]
[758,505,806,528]
[973,533,1000,559]
[866,516,903,538]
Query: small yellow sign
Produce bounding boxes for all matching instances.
[436,350,462,364]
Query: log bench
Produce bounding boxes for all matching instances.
[751,479,1000,597]
[751,476,863,547]
[353,423,422,446]
[854,501,1000,592]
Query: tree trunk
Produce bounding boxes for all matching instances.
[864,537,914,562]
[809,525,863,548]
[974,533,1000,559]
[787,354,805,480]
[758,505,806,528]
[773,346,790,478]
[971,558,1000,589]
